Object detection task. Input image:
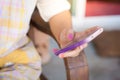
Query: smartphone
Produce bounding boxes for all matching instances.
[55,27,103,56]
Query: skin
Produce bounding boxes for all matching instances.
[49,10,88,58]
[28,26,51,64]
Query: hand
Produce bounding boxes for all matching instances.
[58,43,88,58]
[54,26,100,58]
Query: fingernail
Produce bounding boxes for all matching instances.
[67,33,73,40]
[59,53,64,58]
[53,48,59,53]
[80,46,83,49]
[83,43,88,48]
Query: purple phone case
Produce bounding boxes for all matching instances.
[55,28,103,56]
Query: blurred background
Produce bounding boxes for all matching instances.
[41,0,120,80]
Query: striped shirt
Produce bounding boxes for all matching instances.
[0,0,70,67]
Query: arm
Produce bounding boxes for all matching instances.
[37,0,87,58]
[30,9,89,80]
[49,10,72,45]
[49,10,87,58]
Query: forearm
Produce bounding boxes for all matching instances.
[48,10,89,58]
[49,10,72,44]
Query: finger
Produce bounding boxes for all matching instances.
[58,47,81,58]
[81,43,88,49]
[52,48,59,53]
[58,43,88,58]
[58,47,82,58]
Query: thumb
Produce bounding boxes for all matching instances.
[59,28,74,47]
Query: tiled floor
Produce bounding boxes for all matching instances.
[42,38,120,80]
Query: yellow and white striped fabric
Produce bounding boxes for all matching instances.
[0,0,26,57]
[0,0,41,79]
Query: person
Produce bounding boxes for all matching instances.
[0,0,88,80]
[28,24,51,65]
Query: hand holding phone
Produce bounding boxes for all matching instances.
[55,26,103,56]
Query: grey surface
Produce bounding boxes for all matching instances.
[42,38,66,80]
[42,38,120,80]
